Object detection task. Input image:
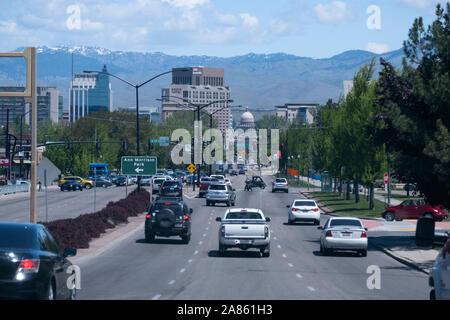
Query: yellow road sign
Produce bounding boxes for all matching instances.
[187,164,197,173]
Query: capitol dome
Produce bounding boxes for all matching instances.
[240,107,255,128]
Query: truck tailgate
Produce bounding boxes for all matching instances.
[223,221,266,239]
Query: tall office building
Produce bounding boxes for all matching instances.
[0,86,60,126]
[161,67,231,134]
[276,103,318,124]
[69,65,113,122]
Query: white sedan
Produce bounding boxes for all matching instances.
[287,199,320,225]
[318,217,368,257]
[429,239,450,300]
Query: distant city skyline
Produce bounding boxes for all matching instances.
[0,0,446,59]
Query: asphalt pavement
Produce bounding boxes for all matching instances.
[74,174,429,300]
[0,184,138,223]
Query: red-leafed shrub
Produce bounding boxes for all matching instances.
[42,188,150,250]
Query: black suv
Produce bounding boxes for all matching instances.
[145,198,193,244]
[159,180,183,198]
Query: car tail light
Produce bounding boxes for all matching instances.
[221,226,225,237]
[18,259,40,273]
[179,187,182,190]
[265,226,269,238]
[325,231,332,237]
[146,214,151,219]
[184,215,189,220]
[313,208,319,212]
[361,232,367,238]
[162,187,166,190]
[200,184,203,188]
[286,183,288,186]
[292,208,297,212]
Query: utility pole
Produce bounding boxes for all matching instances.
[5,108,10,182]
[387,151,391,207]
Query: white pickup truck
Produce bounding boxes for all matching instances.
[216,208,271,257]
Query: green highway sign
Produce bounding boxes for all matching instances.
[121,156,157,176]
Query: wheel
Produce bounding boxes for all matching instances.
[385,212,395,221]
[314,220,320,225]
[45,279,55,300]
[219,244,226,256]
[288,219,293,225]
[272,190,274,193]
[181,235,191,244]
[85,184,92,190]
[206,201,210,206]
[145,232,155,243]
[430,289,436,300]
[211,202,215,207]
[285,189,288,193]
[102,183,107,188]
[261,245,270,257]
[359,250,367,257]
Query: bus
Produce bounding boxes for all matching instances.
[89,163,110,180]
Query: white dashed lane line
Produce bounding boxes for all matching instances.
[277,244,281,249]
[168,280,175,285]
[194,251,199,255]
[282,253,287,258]
[180,268,186,273]
[307,287,316,292]
[288,263,293,268]
[296,273,303,279]
[152,294,162,300]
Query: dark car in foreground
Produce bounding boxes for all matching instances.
[0,222,77,300]
[382,199,448,222]
[60,181,83,192]
[145,198,193,244]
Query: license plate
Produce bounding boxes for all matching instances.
[235,239,252,244]
[174,224,183,228]
[342,232,352,237]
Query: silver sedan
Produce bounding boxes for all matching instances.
[318,217,368,257]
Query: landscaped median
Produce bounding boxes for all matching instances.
[41,189,151,249]
[305,192,386,219]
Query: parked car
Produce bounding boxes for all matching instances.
[92,178,113,188]
[159,180,183,198]
[58,176,93,189]
[60,181,83,192]
[382,199,448,222]
[429,239,450,300]
[287,199,320,225]
[0,222,77,300]
[145,197,192,244]
[318,217,368,257]
[206,182,236,207]
[216,208,271,257]
[272,178,288,193]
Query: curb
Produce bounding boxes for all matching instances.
[302,191,432,275]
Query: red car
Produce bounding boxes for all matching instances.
[382,199,448,222]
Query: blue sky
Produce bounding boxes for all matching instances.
[0,0,446,58]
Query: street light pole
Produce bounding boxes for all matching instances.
[136,86,141,191]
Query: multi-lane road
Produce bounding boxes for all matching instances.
[52,174,428,300]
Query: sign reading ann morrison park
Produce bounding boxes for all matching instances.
[121,156,157,176]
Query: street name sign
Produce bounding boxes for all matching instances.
[121,156,157,176]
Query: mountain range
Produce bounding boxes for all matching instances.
[0,45,405,110]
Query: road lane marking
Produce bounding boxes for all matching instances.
[307,287,315,292]
[180,268,186,273]
[152,294,162,300]
[188,259,193,263]
[277,244,281,249]
[288,263,293,267]
[194,250,199,255]
[296,273,303,279]
[205,227,209,230]
[392,228,415,230]
[203,234,206,237]
[273,236,277,240]
[282,253,287,258]
[168,280,175,285]
[199,241,203,245]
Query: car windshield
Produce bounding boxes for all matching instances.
[294,201,316,207]
[153,204,183,214]
[276,179,287,183]
[209,185,226,191]
[329,220,363,228]
[163,181,180,187]
[226,211,262,219]
[0,225,36,249]
[154,179,165,184]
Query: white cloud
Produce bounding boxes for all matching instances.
[314,1,352,24]
[161,0,208,9]
[239,13,259,29]
[397,0,446,8]
[365,42,390,54]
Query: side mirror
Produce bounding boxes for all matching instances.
[216,217,222,222]
[286,205,290,208]
[317,226,323,230]
[364,228,368,231]
[190,208,193,214]
[266,217,271,222]
[63,247,77,257]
